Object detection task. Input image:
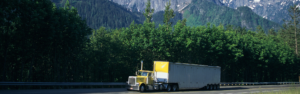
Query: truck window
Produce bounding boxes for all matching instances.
[139,72,148,76]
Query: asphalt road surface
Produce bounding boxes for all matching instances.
[1,84,299,94]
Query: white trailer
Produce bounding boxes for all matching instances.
[154,61,221,90]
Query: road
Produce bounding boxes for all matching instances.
[1,84,299,94]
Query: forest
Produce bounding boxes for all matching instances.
[0,0,300,84]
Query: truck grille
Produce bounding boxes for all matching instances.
[128,78,136,85]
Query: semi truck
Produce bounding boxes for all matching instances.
[126,61,221,92]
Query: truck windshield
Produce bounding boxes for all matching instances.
[139,72,148,76]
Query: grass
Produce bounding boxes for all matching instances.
[256,86,300,94]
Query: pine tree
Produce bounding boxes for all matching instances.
[143,0,154,23]
[163,0,175,28]
[289,5,300,56]
[280,5,300,56]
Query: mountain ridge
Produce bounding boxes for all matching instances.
[183,0,280,31]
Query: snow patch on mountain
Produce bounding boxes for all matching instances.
[220,0,300,24]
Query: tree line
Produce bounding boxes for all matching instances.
[0,0,299,84]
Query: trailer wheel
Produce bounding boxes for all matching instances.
[172,84,178,91]
[140,85,146,92]
[210,85,213,90]
[167,84,172,92]
[217,85,220,90]
[206,85,210,90]
[213,85,217,90]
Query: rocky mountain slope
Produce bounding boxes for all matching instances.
[183,0,280,31]
[112,0,300,25]
[220,0,300,25]
[110,0,192,13]
[51,0,144,29]
[50,0,281,31]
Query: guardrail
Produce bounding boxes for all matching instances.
[1,82,300,90]
[1,82,299,86]
[220,82,300,86]
[0,82,126,86]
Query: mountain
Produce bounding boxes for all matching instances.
[111,0,192,13]
[111,0,281,31]
[51,0,144,29]
[220,0,300,25]
[51,0,282,31]
[183,0,280,31]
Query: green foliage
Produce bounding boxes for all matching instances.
[163,0,175,28]
[152,11,182,27]
[143,0,155,23]
[279,5,300,56]
[85,21,298,82]
[0,0,91,82]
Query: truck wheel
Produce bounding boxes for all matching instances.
[140,85,146,92]
[210,85,213,90]
[172,84,178,91]
[213,85,217,90]
[158,85,163,91]
[217,85,220,90]
[167,85,172,92]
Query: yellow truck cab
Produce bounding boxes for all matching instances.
[127,70,165,92]
[127,61,221,92]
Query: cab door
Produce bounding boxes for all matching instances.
[147,72,154,85]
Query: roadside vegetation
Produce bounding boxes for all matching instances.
[256,87,300,94]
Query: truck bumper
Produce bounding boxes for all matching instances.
[127,85,139,91]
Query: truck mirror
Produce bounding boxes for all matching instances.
[135,71,138,76]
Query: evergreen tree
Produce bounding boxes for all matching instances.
[280,4,300,56]
[289,5,300,56]
[163,0,175,28]
[143,0,154,23]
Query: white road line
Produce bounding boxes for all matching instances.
[235,92,249,94]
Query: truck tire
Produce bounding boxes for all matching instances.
[210,85,213,90]
[140,85,146,92]
[172,84,178,91]
[167,84,172,92]
[158,85,163,91]
[217,85,220,90]
[213,85,217,90]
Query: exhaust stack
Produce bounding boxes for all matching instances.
[141,61,143,70]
